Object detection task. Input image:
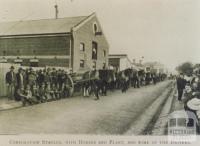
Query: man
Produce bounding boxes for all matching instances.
[20,85,37,106]
[177,73,186,101]
[5,66,16,100]
[16,68,25,89]
[28,68,37,88]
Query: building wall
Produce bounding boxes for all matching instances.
[72,16,109,72]
[108,58,120,70]
[3,58,70,68]
[0,35,71,56]
[119,57,132,71]
[0,35,71,67]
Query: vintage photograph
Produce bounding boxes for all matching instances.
[0,0,199,139]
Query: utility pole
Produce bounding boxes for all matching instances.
[54,1,59,19]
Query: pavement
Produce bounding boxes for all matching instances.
[0,97,22,111]
[0,80,173,135]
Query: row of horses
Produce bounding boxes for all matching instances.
[72,68,167,97]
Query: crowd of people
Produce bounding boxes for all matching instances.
[5,65,168,106]
[176,72,200,132]
[5,66,72,106]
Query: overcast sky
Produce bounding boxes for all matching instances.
[0,0,199,71]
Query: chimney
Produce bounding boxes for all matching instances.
[54,4,59,19]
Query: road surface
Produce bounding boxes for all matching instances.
[0,80,173,135]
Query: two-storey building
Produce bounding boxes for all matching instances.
[0,12,109,73]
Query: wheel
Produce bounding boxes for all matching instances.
[67,74,74,97]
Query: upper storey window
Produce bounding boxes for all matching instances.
[93,22,98,34]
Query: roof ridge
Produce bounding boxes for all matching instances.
[72,12,95,29]
[0,15,88,24]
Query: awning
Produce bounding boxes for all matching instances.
[30,59,39,63]
[14,59,23,63]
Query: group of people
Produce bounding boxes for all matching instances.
[176,72,200,131]
[5,66,72,106]
[5,65,168,106]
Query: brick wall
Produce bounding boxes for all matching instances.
[72,16,109,72]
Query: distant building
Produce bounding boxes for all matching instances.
[0,12,109,73]
[143,61,167,73]
[108,54,132,71]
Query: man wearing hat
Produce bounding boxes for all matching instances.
[16,68,25,90]
[5,66,16,100]
[177,73,187,101]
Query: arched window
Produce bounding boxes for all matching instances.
[93,22,98,34]
[80,43,85,51]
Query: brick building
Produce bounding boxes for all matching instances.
[0,13,109,73]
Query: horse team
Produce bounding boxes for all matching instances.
[80,68,167,100]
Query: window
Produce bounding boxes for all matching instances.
[30,59,39,67]
[92,41,98,60]
[92,61,96,70]
[80,43,85,52]
[93,22,98,34]
[103,50,106,57]
[80,60,85,68]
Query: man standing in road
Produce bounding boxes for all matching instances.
[5,66,16,100]
[177,73,186,101]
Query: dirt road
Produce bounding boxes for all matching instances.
[0,80,173,135]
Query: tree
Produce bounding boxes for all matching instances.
[176,62,193,76]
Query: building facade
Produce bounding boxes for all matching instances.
[143,62,167,74]
[108,54,132,71]
[0,13,109,73]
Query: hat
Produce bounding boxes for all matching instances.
[10,66,14,69]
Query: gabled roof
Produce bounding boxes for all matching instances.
[0,15,89,36]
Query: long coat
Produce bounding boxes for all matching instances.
[6,71,16,85]
[177,77,186,90]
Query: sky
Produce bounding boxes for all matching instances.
[0,0,200,71]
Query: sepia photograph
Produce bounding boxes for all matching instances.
[0,0,200,145]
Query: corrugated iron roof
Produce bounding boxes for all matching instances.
[0,16,88,36]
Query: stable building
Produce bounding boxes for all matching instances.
[0,12,109,73]
[108,54,132,71]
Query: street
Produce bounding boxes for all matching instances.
[0,80,174,135]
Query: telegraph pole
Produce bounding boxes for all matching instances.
[54,1,59,19]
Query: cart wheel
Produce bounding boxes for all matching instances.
[68,75,74,97]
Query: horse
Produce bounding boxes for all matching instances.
[82,69,116,97]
